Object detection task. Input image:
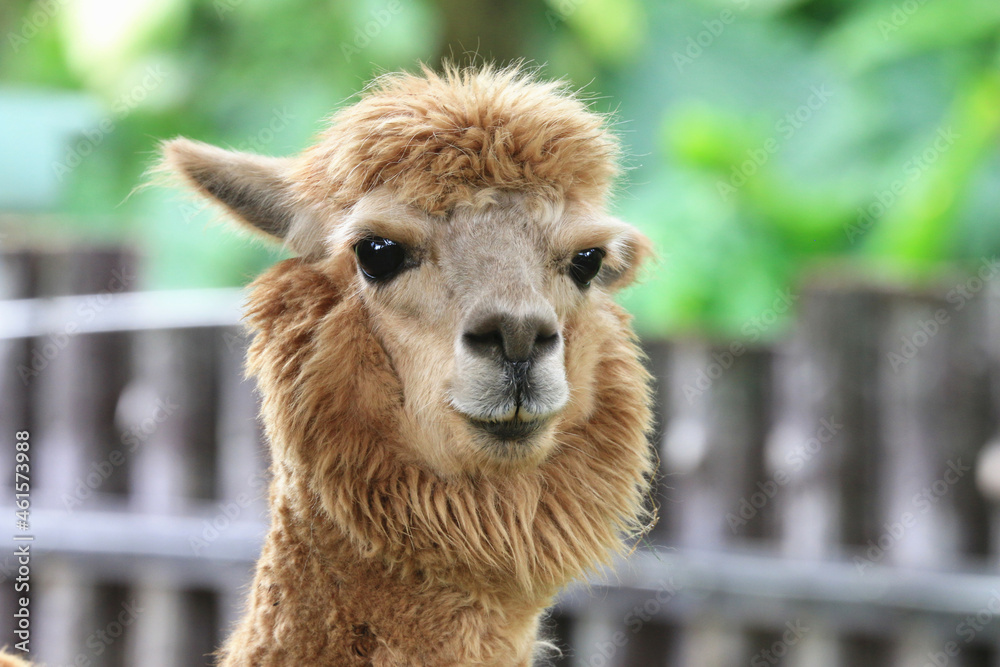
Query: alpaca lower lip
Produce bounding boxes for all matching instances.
[470,418,545,441]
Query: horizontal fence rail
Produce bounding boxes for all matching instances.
[0,287,245,339]
[13,504,1000,626]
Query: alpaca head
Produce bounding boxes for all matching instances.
[162,66,652,478]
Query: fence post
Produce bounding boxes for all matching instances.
[30,247,136,666]
[765,284,883,667]
[878,279,991,667]
[214,325,268,636]
[125,327,221,667]
[977,276,1000,667]
[0,250,38,488]
[659,340,772,667]
[565,340,678,666]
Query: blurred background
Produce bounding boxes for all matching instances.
[2,0,1000,665]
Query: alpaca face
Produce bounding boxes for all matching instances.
[325,188,645,473]
[161,68,652,476]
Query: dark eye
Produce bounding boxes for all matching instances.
[354,236,406,281]
[569,248,605,287]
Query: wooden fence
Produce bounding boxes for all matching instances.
[3,247,1000,667]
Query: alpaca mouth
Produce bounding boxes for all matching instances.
[469,417,546,442]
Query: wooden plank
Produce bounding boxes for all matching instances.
[878,282,992,667]
[28,248,136,664]
[661,342,771,549]
[31,558,98,666]
[977,276,1000,667]
[765,284,883,667]
[125,573,184,667]
[127,328,218,511]
[560,548,1000,634]
[213,326,268,637]
[660,341,772,666]
[126,325,225,666]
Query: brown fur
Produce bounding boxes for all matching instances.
[292,65,621,216]
[217,255,653,664]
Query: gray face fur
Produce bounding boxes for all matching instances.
[444,200,571,432]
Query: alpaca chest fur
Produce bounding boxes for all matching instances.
[220,476,547,666]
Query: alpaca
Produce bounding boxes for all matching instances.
[5,65,656,667]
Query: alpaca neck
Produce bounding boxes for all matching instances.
[219,476,547,666]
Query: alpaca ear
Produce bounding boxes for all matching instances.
[160,137,319,254]
[599,225,654,290]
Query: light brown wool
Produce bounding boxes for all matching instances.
[0,65,656,667]
[293,65,622,215]
[226,256,654,665]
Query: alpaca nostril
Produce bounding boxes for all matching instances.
[463,329,504,353]
[534,331,560,355]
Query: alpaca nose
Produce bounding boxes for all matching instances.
[463,309,560,362]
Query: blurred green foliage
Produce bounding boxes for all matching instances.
[1,0,998,339]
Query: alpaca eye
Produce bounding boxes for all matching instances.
[354,237,406,281]
[569,248,605,287]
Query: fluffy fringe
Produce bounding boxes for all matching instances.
[292,63,621,215]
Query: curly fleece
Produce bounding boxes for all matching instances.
[292,65,621,215]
